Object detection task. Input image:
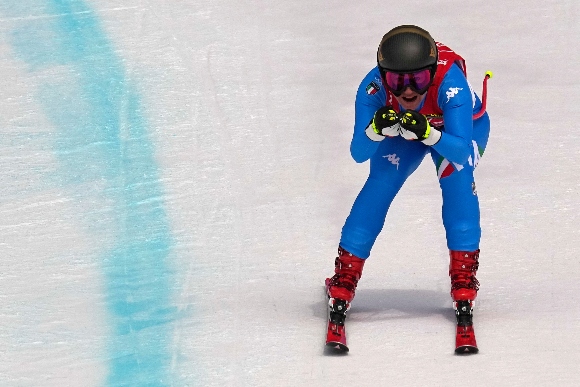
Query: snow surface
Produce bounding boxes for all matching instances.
[0,0,579,386]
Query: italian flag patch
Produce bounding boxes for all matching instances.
[436,141,485,179]
[436,157,462,179]
[366,81,380,95]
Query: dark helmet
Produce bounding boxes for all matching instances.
[377,25,438,75]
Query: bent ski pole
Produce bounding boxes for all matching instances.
[472,71,493,120]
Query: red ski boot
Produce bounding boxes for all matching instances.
[324,247,365,351]
[326,247,365,303]
[449,250,480,354]
[449,249,480,302]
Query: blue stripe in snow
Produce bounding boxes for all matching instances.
[4,1,177,385]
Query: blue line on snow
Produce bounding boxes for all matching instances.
[4,1,177,385]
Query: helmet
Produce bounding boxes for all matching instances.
[377,25,438,75]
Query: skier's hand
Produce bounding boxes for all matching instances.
[400,110,441,146]
[371,106,401,137]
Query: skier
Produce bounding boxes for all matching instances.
[325,25,491,353]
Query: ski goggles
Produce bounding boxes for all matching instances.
[383,68,433,96]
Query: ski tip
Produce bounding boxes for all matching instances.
[455,345,479,355]
[325,341,349,354]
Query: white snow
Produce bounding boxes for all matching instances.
[0,0,579,386]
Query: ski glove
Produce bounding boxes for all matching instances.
[400,110,442,146]
[365,106,401,141]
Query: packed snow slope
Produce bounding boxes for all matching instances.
[0,1,578,386]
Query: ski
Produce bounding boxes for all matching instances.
[325,278,349,352]
[454,300,479,354]
[324,281,479,353]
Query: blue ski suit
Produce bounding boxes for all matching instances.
[340,63,491,259]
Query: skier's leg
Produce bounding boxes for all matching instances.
[431,115,489,301]
[439,162,481,252]
[328,137,428,303]
[430,139,486,354]
[431,148,481,299]
[340,136,428,258]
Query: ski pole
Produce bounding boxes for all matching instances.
[472,71,493,120]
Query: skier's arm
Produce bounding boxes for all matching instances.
[349,68,389,163]
[430,64,484,165]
